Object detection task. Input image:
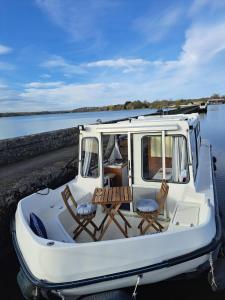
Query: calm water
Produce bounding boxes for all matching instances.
[200,104,225,228]
[0,108,156,140]
[3,104,225,299]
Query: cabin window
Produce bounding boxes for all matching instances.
[142,135,188,183]
[81,137,99,178]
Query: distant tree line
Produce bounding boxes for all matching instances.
[1,93,225,117]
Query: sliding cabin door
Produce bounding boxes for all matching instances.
[132,133,165,186]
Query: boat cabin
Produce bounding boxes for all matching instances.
[53,113,205,242]
[77,113,199,196]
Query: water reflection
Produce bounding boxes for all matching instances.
[200,104,225,228]
[0,108,156,139]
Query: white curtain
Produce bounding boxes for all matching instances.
[82,138,94,176]
[109,137,122,163]
[104,135,116,161]
[172,137,187,182]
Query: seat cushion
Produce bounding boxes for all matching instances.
[77,203,96,215]
[30,213,48,239]
[137,199,159,213]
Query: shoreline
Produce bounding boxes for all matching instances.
[0,107,153,118]
[0,97,214,118]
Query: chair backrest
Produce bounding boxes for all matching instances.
[61,185,77,207]
[61,185,79,221]
[156,180,169,211]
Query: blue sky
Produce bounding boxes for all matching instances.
[1,0,225,112]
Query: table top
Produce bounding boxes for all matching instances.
[92,186,132,205]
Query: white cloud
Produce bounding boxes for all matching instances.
[189,0,225,16]
[24,81,64,88]
[0,82,8,90]
[1,19,222,112]
[0,43,14,70]
[20,82,122,110]
[84,58,151,69]
[179,21,225,67]
[40,73,51,79]
[133,5,183,42]
[42,56,153,74]
[41,55,85,75]
[0,44,12,55]
[0,82,20,112]
[3,11,225,112]
[26,20,225,110]
[35,0,117,44]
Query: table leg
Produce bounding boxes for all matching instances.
[97,205,114,240]
[98,204,130,240]
[117,209,132,228]
[106,204,129,238]
[98,209,108,233]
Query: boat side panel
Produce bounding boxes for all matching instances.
[16,200,215,284]
[61,255,209,296]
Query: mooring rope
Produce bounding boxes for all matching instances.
[209,252,217,289]
[132,274,143,299]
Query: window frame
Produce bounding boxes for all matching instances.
[190,127,199,181]
[141,134,190,184]
[80,137,100,178]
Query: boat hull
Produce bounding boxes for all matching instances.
[12,215,220,297]
[60,255,209,296]
[11,120,221,298]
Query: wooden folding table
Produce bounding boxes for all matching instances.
[92,186,132,240]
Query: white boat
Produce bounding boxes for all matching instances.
[12,113,221,298]
[199,102,208,113]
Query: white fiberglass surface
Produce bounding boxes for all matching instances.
[18,178,213,244]
[16,199,215,284]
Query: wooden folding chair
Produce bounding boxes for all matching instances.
[136,180,169,234]
[61,185,98,241]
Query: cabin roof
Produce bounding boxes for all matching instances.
[80,113,199,133]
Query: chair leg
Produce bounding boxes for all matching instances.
[90,220,98,235]
[151,222,161,232]
[141,217,161,234]
[142,219,153,234]
[73,217,98,241]
[73,219,87,235]
[73,219,89,239]
[82,222,98,241]
[138,218,145,229]
[155,220,164,230]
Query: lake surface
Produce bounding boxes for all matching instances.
[0,108,156,140]
[3,104,225,299]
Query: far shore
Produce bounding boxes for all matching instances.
[0,97,221,118]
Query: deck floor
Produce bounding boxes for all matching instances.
[69,208,169,243]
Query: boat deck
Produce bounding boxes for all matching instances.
[66,209,169,243]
